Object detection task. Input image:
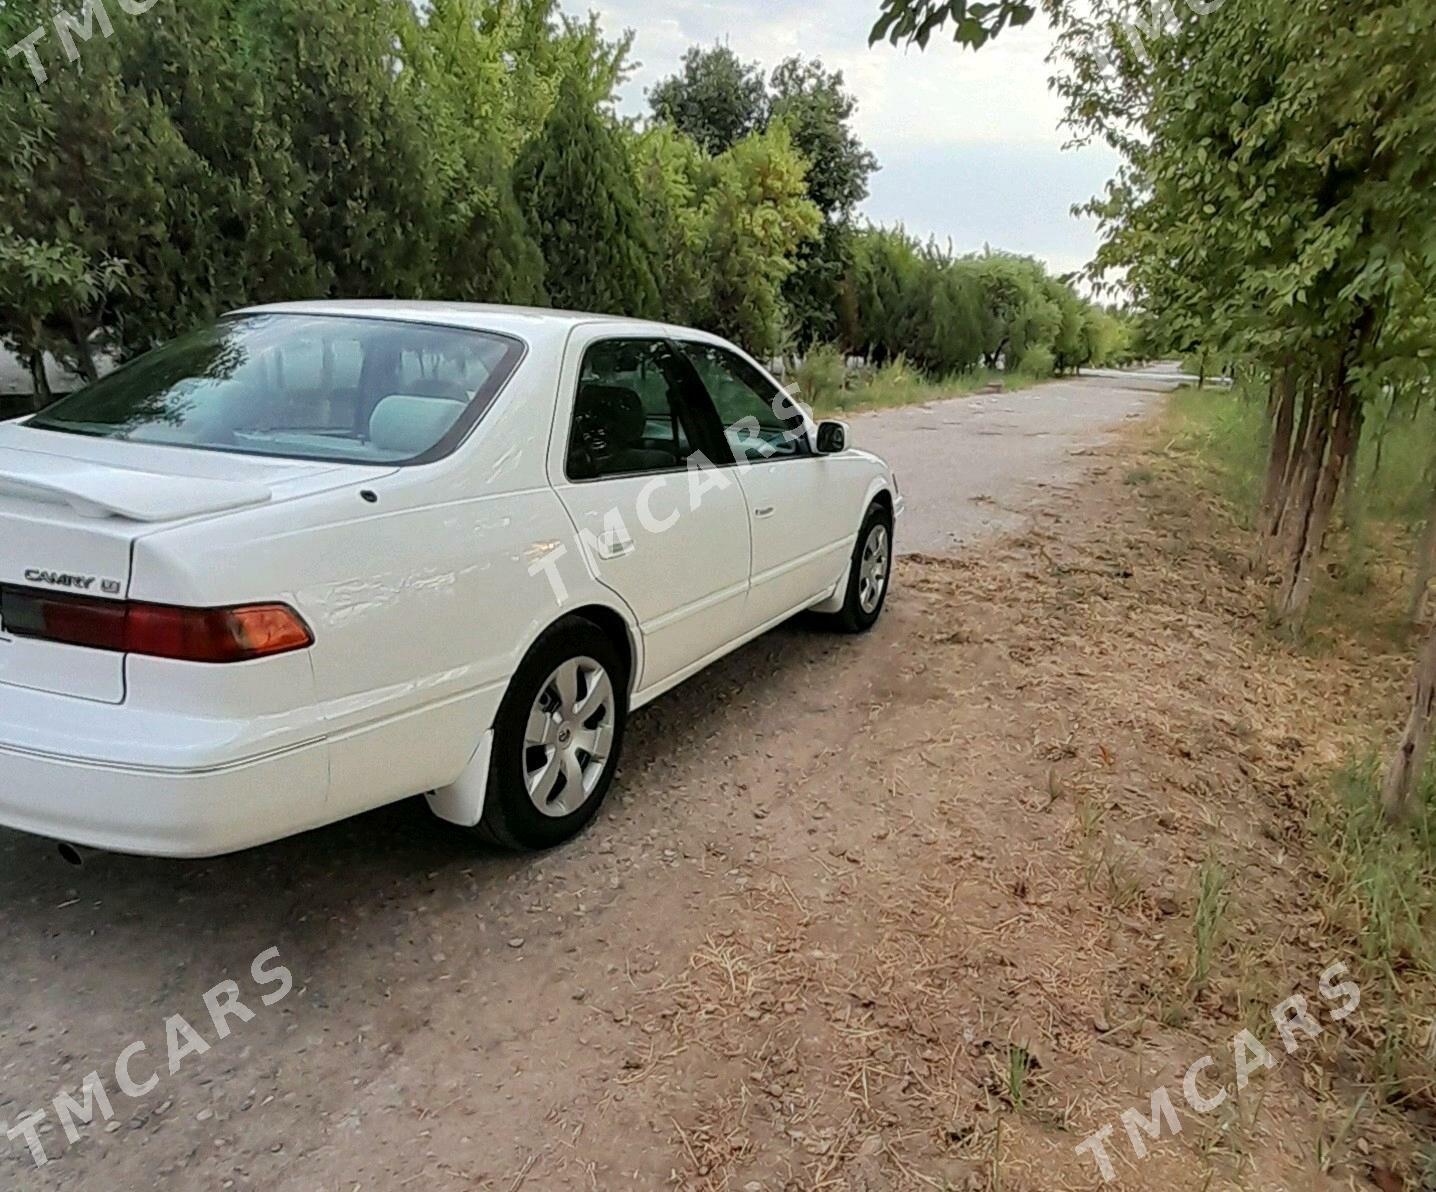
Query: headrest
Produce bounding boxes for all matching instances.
[403,377,470,400]
[369,394,465,457]
[574,384,645,450]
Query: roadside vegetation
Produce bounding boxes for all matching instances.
[0,1,1133,410]
[874,0,1436,822]
[795,352,1037,419]
[1162,386,1436,1153]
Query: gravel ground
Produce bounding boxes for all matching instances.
[850,364,1188,554]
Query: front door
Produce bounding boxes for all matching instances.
[550,334,752,692]
[679,341,852,626]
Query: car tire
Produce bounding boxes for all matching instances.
[477,617,628,851]
[827,502,894,634]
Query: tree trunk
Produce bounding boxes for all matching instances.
[1368,399,1395,492]
[27,350,52,411]
[1276,384,1357,628]
[1409,480,1436,623]
[1382,623,1436,820]
[1338,400,1366,537]
[1266,376,1316,555]
[69,314,100,384]
[1274,383,1330,569]
[1259,369,1298,562]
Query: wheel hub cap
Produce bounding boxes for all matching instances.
[522,657,616,818]
[858,523,890,614]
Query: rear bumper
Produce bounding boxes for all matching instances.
[0,736,331,858]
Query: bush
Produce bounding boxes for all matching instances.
[1015,346,1055,379]
[792,344,847,410]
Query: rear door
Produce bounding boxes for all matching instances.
[679,341,853,625]
[549,332,752,692]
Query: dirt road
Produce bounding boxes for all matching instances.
[853,365,1185,553]
[1,370,1188,1192]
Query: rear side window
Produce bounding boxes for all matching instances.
[566,339,706,481]
[29,314,525,465]
[681,342,808,462]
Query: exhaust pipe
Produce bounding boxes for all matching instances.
[57,842,93,868]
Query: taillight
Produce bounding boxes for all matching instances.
[0,586,313,663]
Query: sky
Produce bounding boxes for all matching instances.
[567,0,1123,279]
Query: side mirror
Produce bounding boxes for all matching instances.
[816,419,849,455]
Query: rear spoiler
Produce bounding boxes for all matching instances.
[0,451,271,523]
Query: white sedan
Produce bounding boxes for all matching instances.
[0,302,900,857]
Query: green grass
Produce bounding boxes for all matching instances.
[1169,380,1436,533]
[1192,858,1231,993]
[1350,396,1436,530]
[1003,1044,1032,1111]
[1164,379,1436,1107]
[797,357,1022,419]
[1311,759,1436,1098]
[1164,383,1269,525]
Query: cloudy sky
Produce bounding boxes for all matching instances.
[567,0,1122,278]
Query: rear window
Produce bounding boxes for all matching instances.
[28,314,526,465]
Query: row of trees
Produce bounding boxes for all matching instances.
[647,44,1131,376]
[842,230,1130,376]
[0,0,1126,404]
[872,0,1436,812]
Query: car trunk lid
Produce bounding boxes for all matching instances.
[0,425,392,704]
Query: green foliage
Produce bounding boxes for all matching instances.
[870,0,1037,50]
[792,343,848,409]
[688,124,821,354]
[768,58,877,222]
[1014,345,1055,379]
[628,120,820,352]
[513,75,661,318]
[650,50,878,347]
[629,123,710,324]
[648,44,768,155]
[841,233,1121,380]
[0,0,1128,390]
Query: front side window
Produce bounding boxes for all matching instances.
[566,339,706,480]
[681,342,808,463]
[28,314,525,465]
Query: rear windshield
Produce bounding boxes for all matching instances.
[29,314,526,465]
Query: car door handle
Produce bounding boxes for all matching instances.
[754,506,776,520]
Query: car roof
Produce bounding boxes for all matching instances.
[234,300,723,350]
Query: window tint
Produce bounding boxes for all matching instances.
[30,315,524,465]
[567,340,704,480]
[682,343,807,463]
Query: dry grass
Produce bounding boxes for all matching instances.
[596,414,1432,1191]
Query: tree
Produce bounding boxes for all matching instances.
[649,44,769,155]
[514,75,661,318]
[404,0,548,304]
[0,234,126,405]
[768,58,879,346]
[691,124,821,355]
[629,123,710,327]
[871,0,1436,811]
[769,58,877,221]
